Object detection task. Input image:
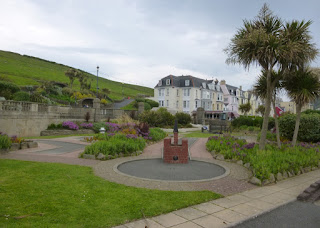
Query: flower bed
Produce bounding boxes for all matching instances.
[206,135,320,184]
[82,123,167,159]
[83,134,146,158]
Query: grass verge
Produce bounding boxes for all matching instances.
[183,131,219,138]
[0,159,221,227]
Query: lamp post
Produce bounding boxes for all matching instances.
[96,66,99,98]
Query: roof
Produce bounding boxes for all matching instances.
[154,75,215,89]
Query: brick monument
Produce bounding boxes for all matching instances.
[163,120,189,164]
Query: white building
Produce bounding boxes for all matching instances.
[154,75,224,115]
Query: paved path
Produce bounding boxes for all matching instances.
[116,169,320,228]
[0,137,99,167]
[113,98,134,109]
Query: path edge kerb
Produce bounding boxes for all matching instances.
[112,157,230,183]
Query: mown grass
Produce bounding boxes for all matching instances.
[0,50,153,100]
[0,160,221,227]
[183,131,218,138]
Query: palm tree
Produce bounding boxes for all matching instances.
[225,4,318,149]
[239,102,252,116]
[283,69,320,146]
[254,70,282,148]
[225,4,283,149]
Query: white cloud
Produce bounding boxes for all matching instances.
[0,0,319,94]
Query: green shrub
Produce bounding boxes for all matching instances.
[0,81,20,99]
[279,113,320,142]
[248,126,255,132]
[239,125,248,130]
[145,99,159,108]
[138,108,175,127]
[175,112,192,125]
[0,134,12,149]
[30,93,47,103]
[149,128,167,141]
[62,87,74,96]
[13,91,30,102]
[144,102,151,111]
[232,116,274,130]
[93,122,107,133]
[303,109,320,115]
[47,123,63,130]
[84,134,146,156]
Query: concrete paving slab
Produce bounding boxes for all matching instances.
[211,198,243,208]
[173,207,207,220]
[125,219,164,228]
[213,209,248,223]
[229,203,262,216]
[193,215,229,228]
[152,213,187,227]
[193,202,225,214]
[171,221,203,228]
[244,199,275,211]
[226,194,251,204]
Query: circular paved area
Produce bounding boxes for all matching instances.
[116,158,227,181]
[0,136,256,195]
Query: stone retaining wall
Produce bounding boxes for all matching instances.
[40,129,95,136]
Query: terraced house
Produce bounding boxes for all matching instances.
[154,75,224,116]
[154,75,266,119]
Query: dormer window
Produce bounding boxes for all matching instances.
[202,82,206,88]
[158,80,162,86]
[185,80,190,86]
[166,79,171,85]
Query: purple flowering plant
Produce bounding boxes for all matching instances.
[80,123,93,129]
[62,121,79,130]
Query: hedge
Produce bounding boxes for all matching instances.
[279,113,320,142]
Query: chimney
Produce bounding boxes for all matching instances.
[220,80,226,85]
[240,86,242,91]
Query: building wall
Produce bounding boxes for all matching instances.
[280,102,313,114]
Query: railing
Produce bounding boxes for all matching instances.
[0,101,32,111]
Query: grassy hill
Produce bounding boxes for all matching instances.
[0,50,153,100]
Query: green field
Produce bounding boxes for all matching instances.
[0,50,153,100]
[0,160,220,227]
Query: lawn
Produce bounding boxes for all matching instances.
[183,130,218,138]
[0,160,221,227]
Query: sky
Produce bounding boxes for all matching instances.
[0,0,319,93]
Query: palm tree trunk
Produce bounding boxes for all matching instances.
[292,103,302,147]
[259,69,272,150]
[272,94,281,148]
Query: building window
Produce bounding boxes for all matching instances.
[183,89,190,96]
[166,100,169,107]
[217,104,219,110]
[166,79,171,85]
[158,80,162,86]
[159,89,165,97]
[166,88,169,96]
[176,101,179,108]
[159,100,164,107]
[195,100,198,108]
[185,80,190,86]
[176,89,179,96]
[183,101,189,108]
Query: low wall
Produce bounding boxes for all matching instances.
[40,129,95,136]
[0,100,143,137]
